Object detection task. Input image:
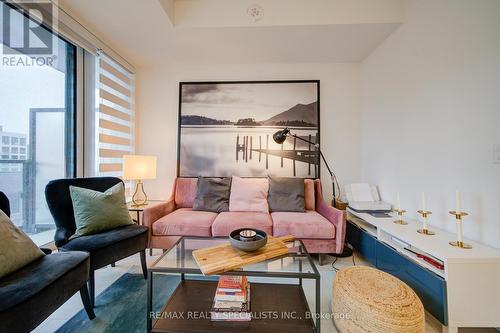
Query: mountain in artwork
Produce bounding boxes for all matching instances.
[262,101,318,127]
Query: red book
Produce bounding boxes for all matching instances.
[217,275,247,292]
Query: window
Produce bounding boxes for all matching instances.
[0,2,76,244]
[1,155,8,159]
[1,147,8,153]
[11,147,18,153]
[20,147,26,154]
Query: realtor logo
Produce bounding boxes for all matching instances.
[2,0,54,55]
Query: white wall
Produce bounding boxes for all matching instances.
[360,0,500,248]
[136,62,361,203]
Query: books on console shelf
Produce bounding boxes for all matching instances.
[211,275,251,322]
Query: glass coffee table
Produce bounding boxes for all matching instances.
[147,237,321,333]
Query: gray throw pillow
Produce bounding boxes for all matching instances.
[0,210,45,279]
[193,177,231,213]
[268,177,306,212]
[69,183,134,239]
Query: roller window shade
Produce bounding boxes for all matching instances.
[96,54,134,195]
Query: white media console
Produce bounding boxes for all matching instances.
[346,208,500,333]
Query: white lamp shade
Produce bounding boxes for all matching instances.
[122,155,157,180]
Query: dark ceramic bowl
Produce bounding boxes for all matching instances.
[229,228,267,252]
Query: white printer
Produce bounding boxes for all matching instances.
[345,183,392,212]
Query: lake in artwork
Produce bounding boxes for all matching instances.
[178,81,320,178]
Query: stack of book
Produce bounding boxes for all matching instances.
[210,275,251,322]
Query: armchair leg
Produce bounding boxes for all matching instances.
[79,285,96,320]
[88,270,95,308]
[111,262,115,267]
[140,250,147,279]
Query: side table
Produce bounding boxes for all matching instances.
[127,200,164,256]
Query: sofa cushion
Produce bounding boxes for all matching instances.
[193,177,231,213]
[268,177,305,212]
[212,212,273,237]
[0,251,89,311]
[272,211,335,239]
[174,178,198,208]
[304,179,315,210]
[152,208,217,237]
[229,176,269,212]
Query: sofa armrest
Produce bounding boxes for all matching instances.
[314,179,347,254]
[142,198,175,246]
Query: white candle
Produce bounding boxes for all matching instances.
[455,190,461,214]
[397,192,401,210]
[422,192,426,212]
[421,192,428,229]
[456,218,463,243]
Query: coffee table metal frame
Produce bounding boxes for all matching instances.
[147,236,321,333]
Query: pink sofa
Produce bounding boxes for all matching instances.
[143,178,346,262]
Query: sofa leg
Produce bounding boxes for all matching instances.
[140,250,147,279]
[318,253,325,266]
[88,270,95,308]
[111,262,115,267]
[79,285,96,320]
[149,248,153,256]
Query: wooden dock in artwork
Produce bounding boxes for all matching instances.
[251,149,318,164]
[236,133,319,177]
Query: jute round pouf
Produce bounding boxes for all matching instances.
[332,266,425,333]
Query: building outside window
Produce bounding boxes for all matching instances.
[0,2,76,245]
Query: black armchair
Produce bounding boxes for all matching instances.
[0,192,95,333]
[45,177,148,307]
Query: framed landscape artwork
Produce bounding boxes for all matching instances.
[177,80,320,178]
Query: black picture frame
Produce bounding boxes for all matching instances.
[177,80,321,178]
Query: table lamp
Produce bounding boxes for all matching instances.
[123,155,157,207]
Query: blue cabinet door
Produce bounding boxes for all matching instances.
[346,221,377,265]
[376,242,448,325]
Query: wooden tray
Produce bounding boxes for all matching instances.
[193,235,295,275]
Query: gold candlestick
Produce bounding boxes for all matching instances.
[449,211,472,249]
[417,210,435,235]
[393,209,408,225]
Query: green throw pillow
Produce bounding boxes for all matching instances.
[69,183,134,239]
[0,210,45,279]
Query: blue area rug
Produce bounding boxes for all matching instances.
[56,273,178,333]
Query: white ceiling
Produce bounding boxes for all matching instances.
[58,0,402,68]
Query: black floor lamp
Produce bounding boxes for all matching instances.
[273,128,353,258]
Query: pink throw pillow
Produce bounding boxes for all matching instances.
[229,176,269,212]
